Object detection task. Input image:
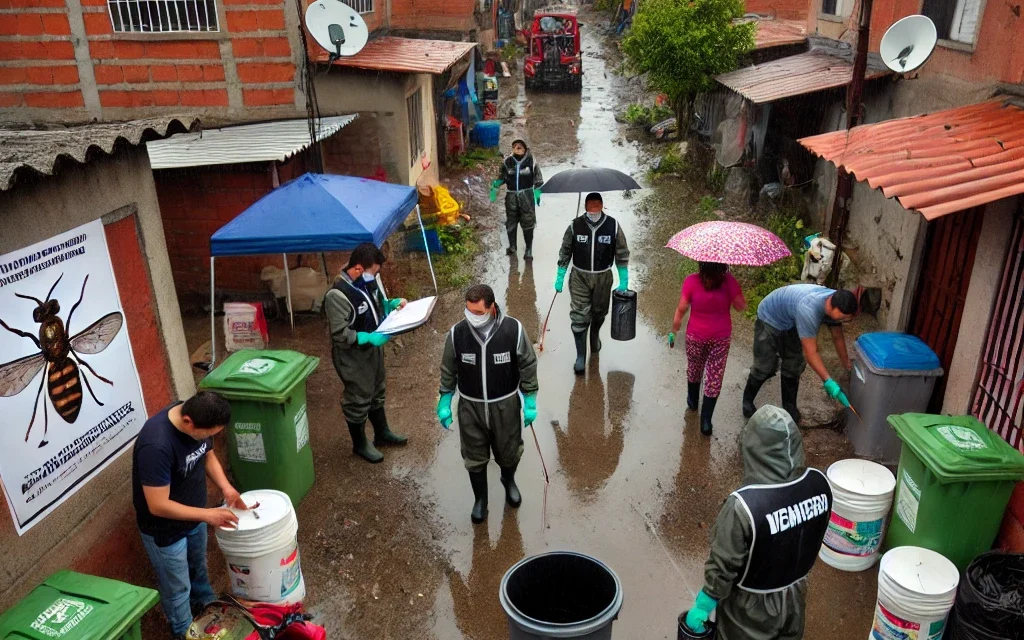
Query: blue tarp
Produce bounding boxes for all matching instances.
[210,173,418,257]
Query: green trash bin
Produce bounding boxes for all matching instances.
[0,570,158,640]
[199,349,320,506]
[885,413,1024,571]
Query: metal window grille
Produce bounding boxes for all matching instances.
[971,208,1024,453]
[821,0,839,15]
[107,0,219,33]
[407,89,423,167]
[342,0,374,14]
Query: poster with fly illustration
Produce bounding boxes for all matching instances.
[0,219,145,535]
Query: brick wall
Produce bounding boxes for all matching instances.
[390,0,478,32]
[0,0,305,121]
[321,114,385,179]
[746,0,808,20]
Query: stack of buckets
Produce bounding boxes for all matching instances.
[215,489,306,604]
[819,459,960,640]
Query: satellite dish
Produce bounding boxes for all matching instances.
[880,15,937,73]
[305,0,368,60]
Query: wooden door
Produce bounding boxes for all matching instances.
[910,207,984,412]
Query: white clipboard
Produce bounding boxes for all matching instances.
[376,296,437,335]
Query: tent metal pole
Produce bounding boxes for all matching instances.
[416,204,438,295]
[283,253,294,331]
[209,257,216,369]
[319,252,330,283]
[576,192,581,218]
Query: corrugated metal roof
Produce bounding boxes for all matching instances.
[147,115,357,170]
[750,18,807,49]
[0,116,196,192]
[320,37,476,75]
[716,50,888,104]
[799,98,1024,220]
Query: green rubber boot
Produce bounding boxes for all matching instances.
[369,407,408,446]
[348,421,384,463]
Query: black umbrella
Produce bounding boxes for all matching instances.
[540,167,642,193]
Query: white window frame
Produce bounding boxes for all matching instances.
[107,0,220,33]
[820,0,852,17]
[948,0,982,45]
[342,0,374,14]
[407,88,424,167]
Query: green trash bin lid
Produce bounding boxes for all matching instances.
[200,349,320,403]
[0,570,158,640]
[888,413,1024,483]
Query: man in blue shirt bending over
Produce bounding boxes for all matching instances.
[742,284,857,423]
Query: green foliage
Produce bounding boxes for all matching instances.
[707,164,727,193]
[457,147,501,169]
[594,0,616,11]
[734,213,807,318]
[622,0,754,122]
[435,223,474,256]
[433,223,477,288]
[501,43,522,65]
[697,194,719,217]
[648,146,687,180]
[621,102,674,127]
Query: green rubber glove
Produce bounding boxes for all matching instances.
[489,179,503,203]
[437,393,454,429]
[823,378,851,407]
[555,266,567,293]
[616,264,629,291]
[357,332,390,347]
[668,332,676,348]
[684,590,718,634]
[384,298,404,314]
[533,188,542,206]
[523,392,538,427]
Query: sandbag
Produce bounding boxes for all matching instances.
[611,289,637,341]
[223,302,268,352]
[946,551,1024,640]
[260,266,329,313]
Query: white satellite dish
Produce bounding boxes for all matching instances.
[305,0,368,60]
[880,15,937,73]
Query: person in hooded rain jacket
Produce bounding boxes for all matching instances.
[490,139,544,258]
[680,405,833,640]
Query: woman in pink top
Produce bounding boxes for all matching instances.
[668,262,746,435]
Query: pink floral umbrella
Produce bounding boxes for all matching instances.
[665,220,792,266]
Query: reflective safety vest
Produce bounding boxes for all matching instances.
[571,214,618,273]
[732,468,832,593]
[332,277,383,333]
[501,153,539,192]
[451,315,523,402]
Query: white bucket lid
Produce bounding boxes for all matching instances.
[828,459,896,496]
[222,489,293,533]
[880,546,960,597]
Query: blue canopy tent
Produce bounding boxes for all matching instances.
[208,173,437,365]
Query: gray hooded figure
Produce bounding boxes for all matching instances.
[682,405,833,639]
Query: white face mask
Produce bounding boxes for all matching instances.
[586,211,602,222]
[362,272,376,283]
[465,309,492,328]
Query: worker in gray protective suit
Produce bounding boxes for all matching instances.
[555,192,630,374]
[437,284,539,524]
[325,243,408,464]
[490,139,544,258]
[680,405,833,639]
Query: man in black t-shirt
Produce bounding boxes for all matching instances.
[132,391,247,639]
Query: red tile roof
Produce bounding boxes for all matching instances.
[752,19,807,49]
[318,37,476,75]
[716,50,888,104]
[799,98,1024,220]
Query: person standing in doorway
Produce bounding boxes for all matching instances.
[491,139,544,258]
[742,284,857,423]
[668,262,746,435]
[555,192,630,374]
[437,284,539,523]
[325,242,408,463]
[133,391,247,639]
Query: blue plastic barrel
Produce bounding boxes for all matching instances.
[473,121,501,148]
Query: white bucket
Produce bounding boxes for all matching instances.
[819,458,896,571]
[868,546,959,640]
[215,489,306,604]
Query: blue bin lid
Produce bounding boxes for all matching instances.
[855,332,941,371]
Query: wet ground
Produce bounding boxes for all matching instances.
[163,8,879,639]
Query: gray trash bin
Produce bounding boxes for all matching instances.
[848,332,943,465]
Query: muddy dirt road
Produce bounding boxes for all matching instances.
[168,9,879,640]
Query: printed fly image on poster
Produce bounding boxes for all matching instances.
[0,219,147,535]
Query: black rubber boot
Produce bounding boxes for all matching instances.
[523,229,534,259]
[781,376,802,424]
[590,317,604,353]
[506,229,517,256]
[573,330,588,375]
[469,470,488,523]
[500,466,522,508]
[742,376,765,419]
[687,382,700,411]
[368,407,408,446]
[700,395,717,435]
[347,422,384,463]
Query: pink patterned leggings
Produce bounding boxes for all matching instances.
[686,335,732,398]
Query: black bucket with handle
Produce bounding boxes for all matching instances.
[610,289,637,341]
[677,612,716,639]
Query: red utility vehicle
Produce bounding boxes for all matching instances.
[523,8,582,91]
